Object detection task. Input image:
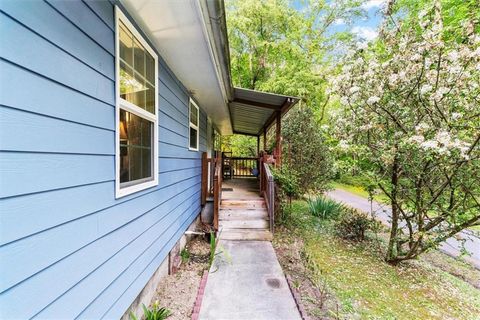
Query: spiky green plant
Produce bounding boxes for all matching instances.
[129,301,171,320]
[307,196,345,219]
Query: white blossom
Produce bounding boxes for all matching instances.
[367,96,380,105]
[420,84,433,95]
[349,86,360,94]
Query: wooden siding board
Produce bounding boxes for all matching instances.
[0,1,114,79]
[37,192,200,319]
[100,207,200,319]
[46,0,115,55]
[159,110,189,136]
[0,60,114,131]
[0,106,114,155]
[159,79,189,118]
[0,174,200,293]
[0,186,200,319]
[82,0,115,31]
[0,182,113,246]
[0,13,114,105]
[159,94,188,123]
[0,2,209,319]
[0,152,113,199]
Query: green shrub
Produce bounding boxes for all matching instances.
[307,196,344,219]
[272,165,300,203]
[130,301,171,320]
[335,208,373,241]
[180,248,190,264]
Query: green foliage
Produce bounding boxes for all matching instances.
[180,248,190,264]
[272,165,300,200]
[209,231,218,267]
[221,134,258,157]
[282,106,334,193]
[335,208,374,242]
[226,0,364,114]
[129,302,171,320]
[393,0,480,42]
[272,164,300,224]
[307,196,345,220]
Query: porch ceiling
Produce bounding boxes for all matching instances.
[229,87,299,136]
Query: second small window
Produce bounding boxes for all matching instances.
[189,99,199,151]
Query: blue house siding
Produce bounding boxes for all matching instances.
[0,1,208,318]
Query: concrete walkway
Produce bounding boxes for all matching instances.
[326,188,480,269]
[198,240,301,320]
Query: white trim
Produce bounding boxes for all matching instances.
[115,6,159,198]
[188,98,200,151]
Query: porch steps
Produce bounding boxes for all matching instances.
[220,209,268,220]
[219,198,272,241]
[220,199,266,209]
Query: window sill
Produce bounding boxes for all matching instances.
[116,178,158,198]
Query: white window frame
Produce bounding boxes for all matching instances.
[189,98,200,151]
[115,7,159,198]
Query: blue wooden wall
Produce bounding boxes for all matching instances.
[0,0,208,318]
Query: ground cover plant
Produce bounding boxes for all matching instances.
[273,200,480,319]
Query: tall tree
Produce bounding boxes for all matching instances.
[227,0,364,114]
[332,0,480,263]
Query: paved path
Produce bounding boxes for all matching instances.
[198,240,301,320]
[326,189,480,269]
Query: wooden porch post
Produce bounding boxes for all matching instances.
[201,152,208,206]
[275,111,282,167]
[257,136,260,156]
[263,127,267,151]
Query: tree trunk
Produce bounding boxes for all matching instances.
[386,155,400,263]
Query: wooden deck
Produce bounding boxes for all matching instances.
[218,178,273,241]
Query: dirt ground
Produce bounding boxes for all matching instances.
[273,225,340,320]
[152,237,210,320]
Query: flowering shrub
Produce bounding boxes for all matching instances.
[331,0,480,263]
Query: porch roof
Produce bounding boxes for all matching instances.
[229,87,299,136]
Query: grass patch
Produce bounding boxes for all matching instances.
[331,182,389,203]
[276,200,480,320]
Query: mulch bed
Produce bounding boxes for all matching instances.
[152,237,210,320]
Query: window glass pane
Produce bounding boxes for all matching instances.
[119,22,133,66]
[190,104,198,127]
[190,126,198,150]
[133,71,146,109]
[142,148,152,178]
[145,83,155,114]
[145,53,155,85]
[133,38,145,77]
[119,21,155,115]
[119,109,153,185]
[120,61,135,101]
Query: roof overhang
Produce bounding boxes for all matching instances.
[230,87,299,136]
[120,0,233,134]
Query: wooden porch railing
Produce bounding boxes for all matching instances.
[201,152,217,206]
[201,152,222,231]
[260,162,275,233]
[222,156,259,179]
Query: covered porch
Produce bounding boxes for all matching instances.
[201,88,299,241]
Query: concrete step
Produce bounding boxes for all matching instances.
[219,229,273,241]
[219,219,269,229]
[219,208,268,220]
